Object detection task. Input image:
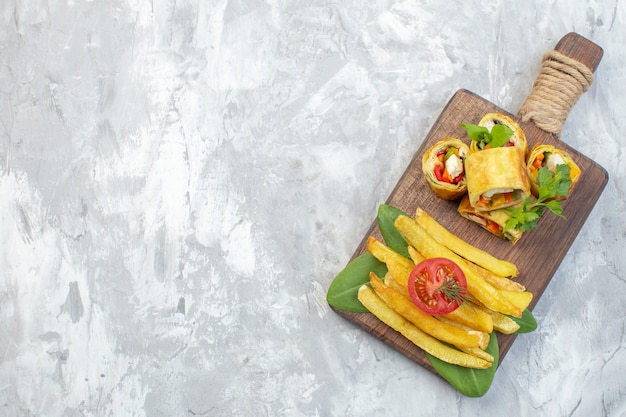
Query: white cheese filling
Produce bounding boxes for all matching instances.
[445,154,463,179]
[482,120,495,131]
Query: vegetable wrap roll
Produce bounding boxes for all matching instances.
[458,195,523,244]
[422,138,470,200]
[526,144,581,199]
[464,146,531,211]
[470,113,528,156]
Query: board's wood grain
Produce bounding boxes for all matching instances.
[330,33,607,376]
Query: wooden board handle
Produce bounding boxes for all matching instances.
[554,32,604,72]
[517,32,604,137]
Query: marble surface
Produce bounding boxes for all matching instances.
[1,1,625,416]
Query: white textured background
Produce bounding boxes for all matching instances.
[1,1,625,416]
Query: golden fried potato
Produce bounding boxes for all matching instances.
[500,289,533,311]
[383,273,407,296]
[407,246,425,265]
[478,306,521,334]
[466,261,526,292]
[458,346,495,363]
[366,237,414,286]
[439,303,494,334]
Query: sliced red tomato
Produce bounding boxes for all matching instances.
[407,258,468,315]
[434,162,462,184]
[450,171,464,183]
[433,165,445,182]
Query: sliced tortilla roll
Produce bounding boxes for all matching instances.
[464,146,531,211]
[458,195,523,244]
[526,144,581,199]
[422,138,470,200]
[470,113,528,157]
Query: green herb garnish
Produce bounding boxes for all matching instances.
[438,277,467,307]
[461,123,514,149]
[504,164,572,232]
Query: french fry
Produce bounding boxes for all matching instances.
[467,262,526,292]
[440,303,494,334]
[500,289,533,311]
[366,237,414,284]
[414,207,519,277]
[407,246,425,264]
[482,273,526,292]
[383,273,408,296]
[478,306,521,334]
[369,273,486,349]
[458,346,495,363]
[395,215,523,318]
[434,315,490,350]
[357,285,492,369]
[466,262,532,309]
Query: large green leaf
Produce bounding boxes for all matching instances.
[326,253,388,312]
[377,204,411,258]
[427,331,500,397]
[509,309,538,333]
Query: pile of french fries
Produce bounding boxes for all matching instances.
[357,208,533,369]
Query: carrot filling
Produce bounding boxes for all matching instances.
[468,214,503,236]
[528,152,545,176]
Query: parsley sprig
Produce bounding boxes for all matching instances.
[461,123,514,149]
[503,164,572,232]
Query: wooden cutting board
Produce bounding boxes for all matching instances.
[330,33,607,374]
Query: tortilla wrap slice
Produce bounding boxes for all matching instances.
[526,144,581,200]
[458,195,523,244]
[422,138,470,200]
[470,112,528,157]
[464,146,531,211]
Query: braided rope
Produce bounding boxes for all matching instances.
[518,50,594,136]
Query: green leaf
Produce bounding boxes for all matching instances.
[537,166,554,198]
[460,123,490,142]
[544,200,564,218]
[556,179,572,197]
[518,217,540,232]
[554,162,571,181]
[326,253,388,312]
[503,198,538,232]
[377,204,411,258]
[489,124,514,148]
[461,123,513,149]
[427,331,500,397]
[508,309,538,334]
[554,164,572,196]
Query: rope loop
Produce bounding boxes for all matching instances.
[518,50,594,136]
